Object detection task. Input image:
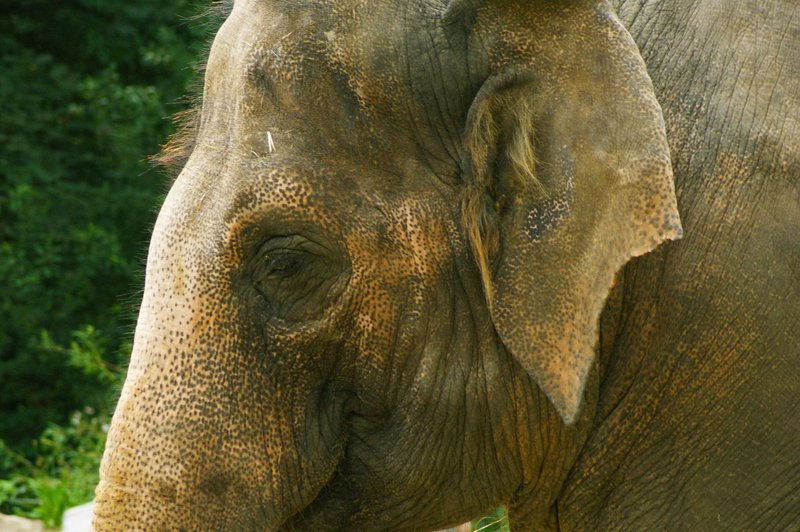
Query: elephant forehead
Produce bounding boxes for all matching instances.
[203,0,469,171]
[211,2,404,112]
[225,169,319,223]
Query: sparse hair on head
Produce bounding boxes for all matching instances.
[149,1,234,180]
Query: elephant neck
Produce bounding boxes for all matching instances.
[502,347,599,530]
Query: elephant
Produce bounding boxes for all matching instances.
[93,0,800,530]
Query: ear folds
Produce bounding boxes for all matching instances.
[461,2,682,424]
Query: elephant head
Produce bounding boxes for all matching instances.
[94,0,681,529]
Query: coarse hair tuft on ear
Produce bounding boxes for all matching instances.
[461,76,543,308]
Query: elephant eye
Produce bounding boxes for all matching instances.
[250,234,347,321]
[263,252,303,279]
[253,247,309,292]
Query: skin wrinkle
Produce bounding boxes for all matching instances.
[425,25,463,164]
[404,18,458,173]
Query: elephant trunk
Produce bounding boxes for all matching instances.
[93,192,345,530]
[93,342,317,530]
[94,316,344,530]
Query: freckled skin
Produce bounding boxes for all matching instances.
[94,0,798,531]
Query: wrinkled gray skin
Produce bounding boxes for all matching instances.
[570,0,800,528]
[94,0,799,530]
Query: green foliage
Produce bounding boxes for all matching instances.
[0,1,217,449]
[0,326,120,526]
[28,478,71,529]
[0,408,110,527]
[473,507,511,532]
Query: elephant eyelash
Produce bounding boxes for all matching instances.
[262,252,304,279]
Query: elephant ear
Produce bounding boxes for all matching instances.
[458,1,682,424]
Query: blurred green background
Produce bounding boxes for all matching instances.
[0,1,219,526]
